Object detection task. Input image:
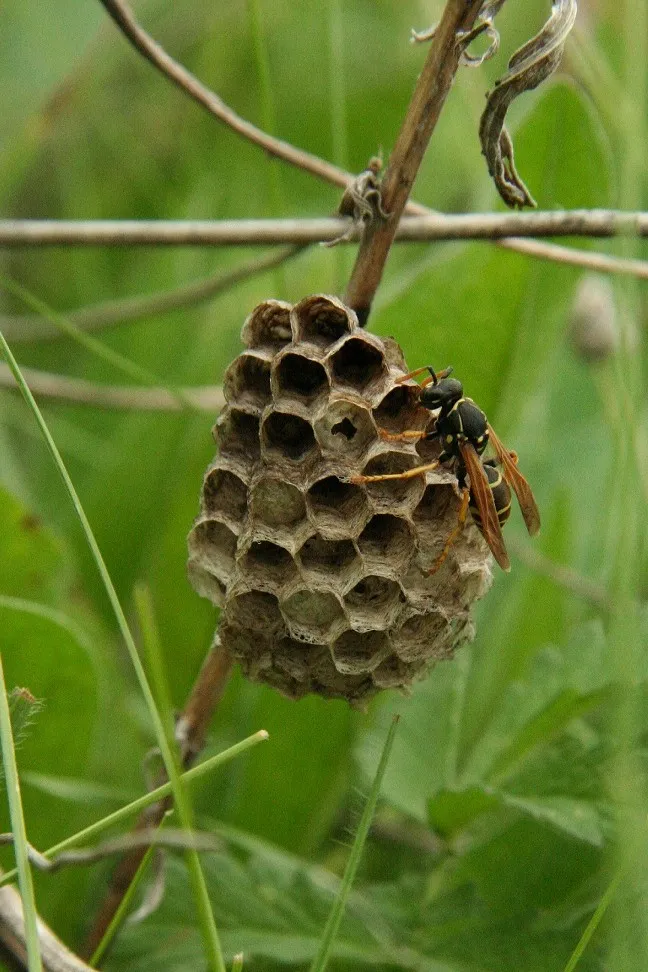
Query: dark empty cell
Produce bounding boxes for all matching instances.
[298,298,352,347]
[299,536,357,572]
[357,514,412,560]
[192,518,237,564]
[242,541,296,586]
[276,354,328,401]
[251,478,306,526]
[242,300,293,352]
[332,629,389,673]
[373,385,426,435]
[203,468,248,519]
[331,338,384,390]
[307,477,369,532]
[228,590,284,634]
[281,589,344,629]
[215,409,261,461]
[345,575,401,612]
[412,483,457,526]
[263,411,316,461]
[225,354,271,410]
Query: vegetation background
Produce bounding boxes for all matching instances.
[1,0,647,969]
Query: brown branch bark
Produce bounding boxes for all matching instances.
[82,638,234,960]
[343,0,486,323]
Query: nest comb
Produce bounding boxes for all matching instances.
[188,295,492,706]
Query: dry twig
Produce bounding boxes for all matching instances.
[0,364,225,411]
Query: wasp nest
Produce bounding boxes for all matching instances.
[188,295,492,705]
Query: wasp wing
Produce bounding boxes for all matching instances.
[460,442,511,571]
[487,425,541,536]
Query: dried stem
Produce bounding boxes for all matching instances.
[1,211,647,247]
[343,0,486,322]
[97,0,350,193]
[0,364,224,411]
[82,639,234,959]
[1,245,303,342]
[0,882,97,972]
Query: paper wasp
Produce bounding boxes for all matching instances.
[352,366,540,572]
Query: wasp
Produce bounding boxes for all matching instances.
[351,366,540,572]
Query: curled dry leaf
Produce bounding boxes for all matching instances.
[479,0,578,208]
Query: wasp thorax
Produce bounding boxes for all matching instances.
[188,295,493,706]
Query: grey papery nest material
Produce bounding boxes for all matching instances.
[188,295,492,706]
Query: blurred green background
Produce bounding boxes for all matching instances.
[1,0,647,969]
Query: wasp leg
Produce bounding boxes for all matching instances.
[378,428,428,443]
[425,487,470,575]
[350,460,440,485]
[395,365,453,386]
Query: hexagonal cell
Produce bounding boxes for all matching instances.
[331,629,390,675]
[306,475,371,540]
[186,561,226,607]
[412,481,459,528]
[380,337,409,372]
[202,466,248,521]
[224,353,272,412]
[273,636,327,682]
[249,476,307,528]
[280,588,347,643]
[343,574,404,630]
[188,517,238,584]
[390,611,453,663]
[371,654,426,690]
[226,590,286,638]
[241,299,294,353]
[314,398,376,462]
[214,408,261,465]
[262,409,317,463]
[359,451,426,510]
[273,352,329,406]
[373,385,429,437]
[357,514,415,573]
[239,540,298,590]
[298,535,361,589]
[330,337,387,396]
[293,295,355,348]
[309,650,376,704]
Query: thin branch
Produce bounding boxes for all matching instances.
[2,211,645,246]
[1,246,304,343]
[0,882,97,972]
[343,0,486,322]
[97,0,350,193]
[0,364,225,411]
[83,638,234,959]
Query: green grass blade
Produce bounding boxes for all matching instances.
[562,869,623,972]
[134,583,225,972]
[309,715,399,972]
[0,731,268,890]
[0,329,228,966]
[89,843,156,967]
[0,274,195,410]
[0,654,43,972]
